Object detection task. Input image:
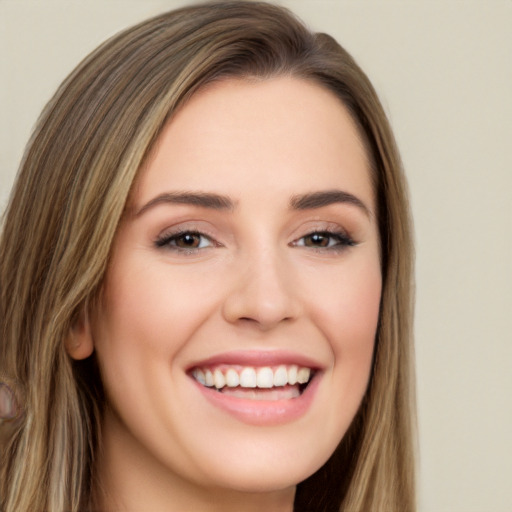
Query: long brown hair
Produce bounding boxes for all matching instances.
[0,2,415,510]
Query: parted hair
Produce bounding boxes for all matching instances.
[0,2,415,511]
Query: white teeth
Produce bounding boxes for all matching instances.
[225,368,240,387]
[239,367,257,388]
[193,368,206,386]
[288,365,298,385]
[297,367,311,384]
[193,364,313,390]
[273,365,288,387]
[205,369,214,387]
[256,367,274,388]
[213,369,226,389]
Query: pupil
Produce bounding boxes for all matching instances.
[179,234,199,247]
[307,233,328,247]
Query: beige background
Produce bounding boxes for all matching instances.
[1,1,511,510]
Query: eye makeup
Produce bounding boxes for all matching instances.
[292,229,356,252]
[154,226,356,256]
[154,228,221,254]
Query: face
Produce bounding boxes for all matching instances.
[84,77,381,499]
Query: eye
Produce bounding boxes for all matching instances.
[155,230,214,251]
[294,230,355,250]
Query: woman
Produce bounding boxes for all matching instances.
[0,2,415,511]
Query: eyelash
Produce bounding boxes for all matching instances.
[154,228,355,254]
[154,230,216,253]
[292,230,356,252]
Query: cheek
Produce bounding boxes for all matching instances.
[286,256,381,470]
[315,260,382,359]
[311,256,381,420]
[95,258,216,359]
[89,258,211,442]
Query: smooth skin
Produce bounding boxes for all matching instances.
[68,77,382,512]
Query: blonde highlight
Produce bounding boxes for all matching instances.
[0,2,415,511]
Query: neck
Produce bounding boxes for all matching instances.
[93,409,295,512]
[97,485,295,512]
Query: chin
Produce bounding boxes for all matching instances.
[192,436,334,495]
[205,465,313,495]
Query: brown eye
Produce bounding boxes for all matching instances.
[174,233,202,248]
[303,233,330,247]
[294,230,355,251]
[155,231,214,251]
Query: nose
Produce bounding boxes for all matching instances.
[222,246,300,331]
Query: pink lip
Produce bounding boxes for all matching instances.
[187,349,323,371]
[192,372,320,426]
[187,350,323,426]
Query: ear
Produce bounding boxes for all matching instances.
[65,307,94,360]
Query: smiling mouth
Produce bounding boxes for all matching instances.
[191,365,314,400]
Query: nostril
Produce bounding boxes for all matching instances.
[221,263,300,329]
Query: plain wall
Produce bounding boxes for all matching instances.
[1,1,511,510]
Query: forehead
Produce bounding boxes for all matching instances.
[134,77,373,210]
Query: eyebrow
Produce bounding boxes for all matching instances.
[290,190,371,218]
[135,189,371,218]
[135,191,235,216]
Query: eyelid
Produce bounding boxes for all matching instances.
[154,226,221,253]
[290,226,356,251]
[153,221,356,255]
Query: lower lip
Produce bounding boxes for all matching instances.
[192,374,321,426]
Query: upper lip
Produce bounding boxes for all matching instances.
[186,349,324,371]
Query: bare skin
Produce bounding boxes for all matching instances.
[69,76,381,511]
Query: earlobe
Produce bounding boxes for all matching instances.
[65,307,94,360]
